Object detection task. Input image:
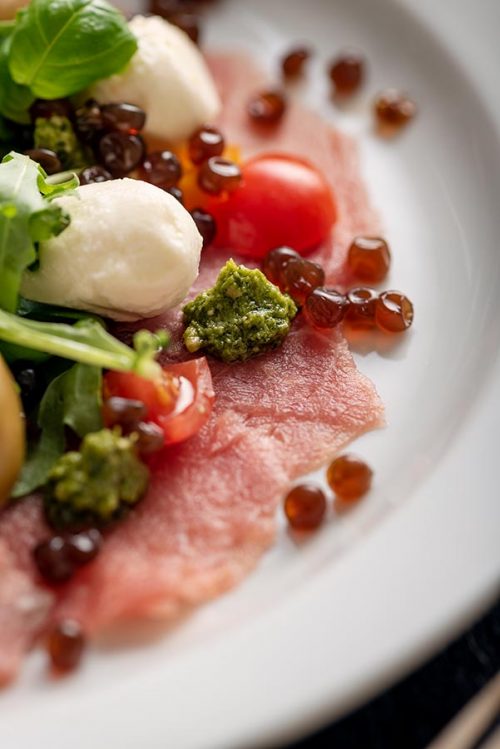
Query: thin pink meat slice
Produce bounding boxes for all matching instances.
[0,53,384,679]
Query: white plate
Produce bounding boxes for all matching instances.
[3,0,500,747]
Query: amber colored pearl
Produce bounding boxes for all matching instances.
[140,150,182,190]
[24,148,62,175]
[347,236,391,284]
[101,103,146,134]
[191,208,217,247]
[166,186,184,204]
[374,90,417,134]
[33,536,74,584]
[79,165,112,185]
[47,620,85,672]
[282,46,311,78]
[283,257,325,305]
[262,246,300,287]
[346,287,378,328]
[375,291,414,332]
[98,132,145,177]
[102,397,148,429]
[304,288,349,329]
[284,484,327,531]
[198,157,242,195]
[329,51,365,95]
[65,530,103,566]
[189,125,225,165]
[327,454,373,502]
[248,90,287,125]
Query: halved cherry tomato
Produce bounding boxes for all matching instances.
[104,358,215,446]
[205,153,337,259]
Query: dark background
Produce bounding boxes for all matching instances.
[289,597,500,748]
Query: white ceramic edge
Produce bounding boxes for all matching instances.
[3,2,500,747]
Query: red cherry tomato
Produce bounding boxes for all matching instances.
[104,358,215,446]
[205,153,336,259]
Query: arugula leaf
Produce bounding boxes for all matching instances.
[17,297,104,324]
[0,152,76,312]
[9,0,137,100]
[13,363,103,497]
[0,310,169,378]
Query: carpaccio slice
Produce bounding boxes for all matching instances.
[0,53,384,683]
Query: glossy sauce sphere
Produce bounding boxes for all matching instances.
[347,236,391,283]
[198,157,242,195]
[262,246,300,287]
[282,46,311,78]
[135,421,165,454]
[375,290,414,332]
[283,257,325,305]
[327,454,373,502]
[24,148,61,175]
[33,536,74,584]
[166,186,184,204]
[140,150,182,190]
[65,530,103,566]
[101,103,146,134]
[75,99,103,143]
[248,90,287,125]
[374,89,417,134]
[284,484,327,531]
[304,287,349,328]
[346,287,378,328]
[191,208,217,247]
[329,51,365,96]
[29,98,73,123]
[102,396,147,429]
[47,620,85,672]
[98,132,145,177]
[79,165,112,186]
[189,125,225,165]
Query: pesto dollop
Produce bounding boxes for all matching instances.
[183,259,297,362]
[34,115,88,169]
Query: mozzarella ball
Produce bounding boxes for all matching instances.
[0,0,29,19]
[90,15,221,143]
[21,179,202,321]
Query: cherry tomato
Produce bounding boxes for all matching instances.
[104,358,215,446]
[205,153,336,259]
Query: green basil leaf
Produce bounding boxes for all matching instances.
[13,363,103,497]
[9,0,138,100]
[0,35,34,124]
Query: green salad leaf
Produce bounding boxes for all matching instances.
[13,363,103,497]
[0,310,169,379]
[0,152,77,313]
[9,0,137,100]
[0,35,34,124]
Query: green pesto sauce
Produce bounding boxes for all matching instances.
[34,115,88,170]
[45,428,149,526]
[183,259,297,363]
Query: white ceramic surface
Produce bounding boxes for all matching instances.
[2,1,500,747]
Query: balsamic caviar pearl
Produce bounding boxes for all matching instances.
[24,148,62,175]
[189,125,225,165]
[347,236,391,284]
[284,484,327,531]
[283,257,325,305]
[29,98,73,123]
[262,246,300,288]
[282,46,311,78]
[248,90,287,125]
[79,165,113,186]
[140,150,182,190]
[101,103,146,134]
[171,13,201,44]
[98,132,145,177]
[329,51,365,96]
[33,537,74,584]
[191,208,217,247]
[375,291,414,332]
[374,90,417,134]
[47,620,85,672]
[75,99,103,143]
[327,454,373,502]
[65,530,103,566]
[198,157,242,195]
[135,422,165,455]
[346,287,378,328]
[304,288,349,329]
[102,397,148,429]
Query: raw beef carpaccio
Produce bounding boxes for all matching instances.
[0,54,383,685]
